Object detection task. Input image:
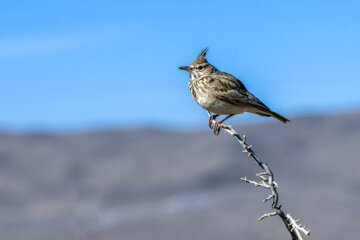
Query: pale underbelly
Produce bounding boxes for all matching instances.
[195,94,245,115]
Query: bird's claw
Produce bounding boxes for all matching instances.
[212,121,221,135]
[208,118,213,129]
[208,114,218,129]
[208,114,221,135]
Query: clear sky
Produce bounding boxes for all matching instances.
[1,0,360,130]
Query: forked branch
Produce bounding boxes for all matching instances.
[208,113,310,240]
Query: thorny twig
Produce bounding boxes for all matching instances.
[208,113,311,240]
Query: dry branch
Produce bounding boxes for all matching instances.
[208,113,310,240]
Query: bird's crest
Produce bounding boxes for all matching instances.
[192,48,209,65]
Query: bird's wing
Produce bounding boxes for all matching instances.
[200,72,270,110]
[216,71,248,91]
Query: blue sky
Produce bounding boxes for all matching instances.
[1,0,360,130]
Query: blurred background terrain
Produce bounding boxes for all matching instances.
[1,0,360,239]
[1,111,360,240]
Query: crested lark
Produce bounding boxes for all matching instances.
[179,48,289,134]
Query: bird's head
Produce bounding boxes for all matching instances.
[179,48,217,78]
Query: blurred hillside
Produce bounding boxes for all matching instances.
[0,111,360,240]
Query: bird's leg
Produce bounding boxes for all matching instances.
[212,114,234,135]
[208,113,219,129]
[218,114,235,124]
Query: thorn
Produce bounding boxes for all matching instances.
[256,172,267,176]
[263,194,273,202]
[257,212,277,221]
[258,175,267,181]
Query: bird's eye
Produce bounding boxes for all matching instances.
[198,66,203,70]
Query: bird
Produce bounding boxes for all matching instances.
[179,48,289,135]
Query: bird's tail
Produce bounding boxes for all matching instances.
[250,108,290,123]
[268,110,290,123]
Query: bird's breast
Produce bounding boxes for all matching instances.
[188,78,245,115]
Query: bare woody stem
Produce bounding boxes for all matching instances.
[209,114,310,240]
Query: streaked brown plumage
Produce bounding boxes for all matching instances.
[179,48,289,134]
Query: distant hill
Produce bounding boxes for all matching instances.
[0,111,359,240]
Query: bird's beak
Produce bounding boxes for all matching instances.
[179,66,190,72]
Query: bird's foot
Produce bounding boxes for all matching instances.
[212,121,222,136]
[210,114,234,135]
[208,114,219,129]
[208,114,221,135]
